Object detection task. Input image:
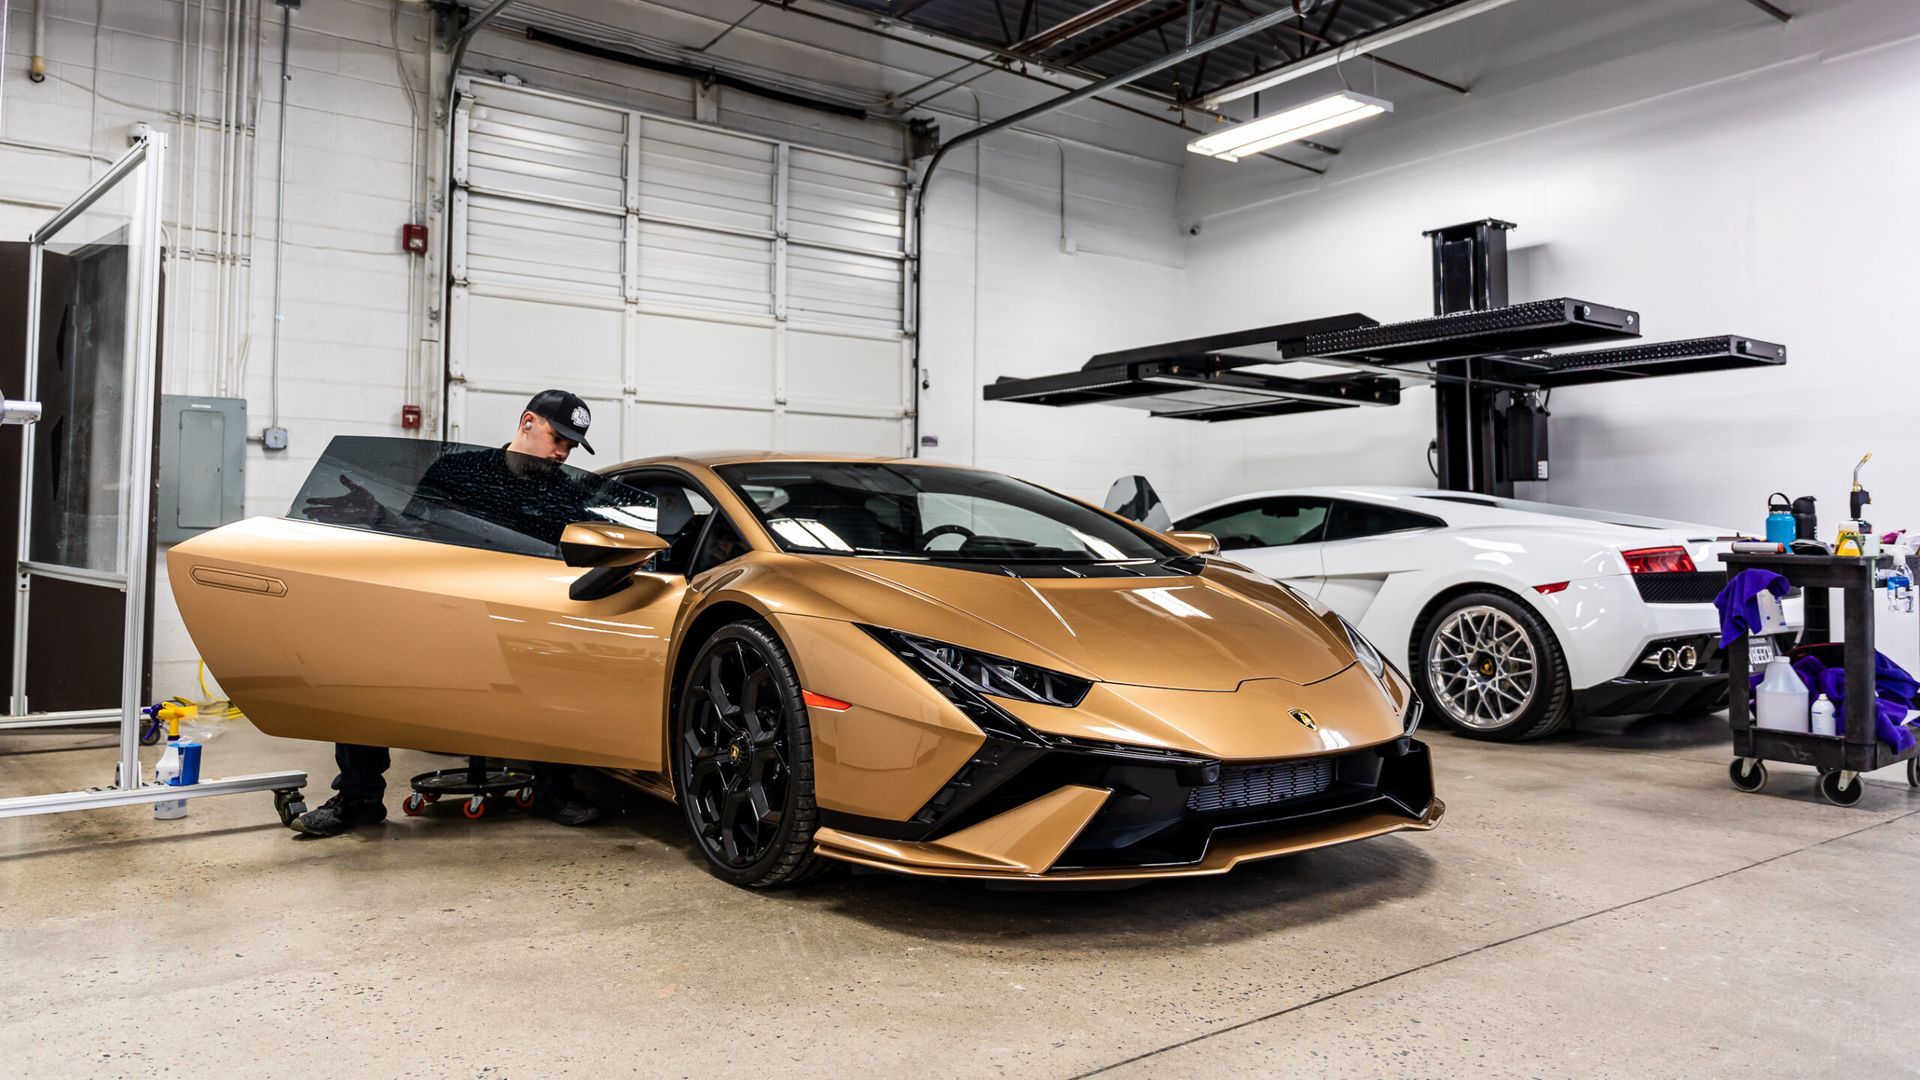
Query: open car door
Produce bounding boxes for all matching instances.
[169,437,693,770]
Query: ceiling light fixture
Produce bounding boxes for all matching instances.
[1186,90,1392,162]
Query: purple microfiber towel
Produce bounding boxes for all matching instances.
[1715,569,1791,649]
[1776,650,1920,754]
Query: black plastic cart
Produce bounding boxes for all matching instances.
[1722,552,1920,805]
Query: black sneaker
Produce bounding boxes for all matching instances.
[537,793,603,827]
[291,794,387,837]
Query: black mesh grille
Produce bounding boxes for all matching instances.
[1186,758,1336,813]
[1634,570,1798,605]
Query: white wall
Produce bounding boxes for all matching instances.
[0,0,1189,701]
[1178,0,1920,537]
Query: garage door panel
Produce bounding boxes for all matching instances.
[786,330,902,412]
[634,313,775,406]
[460,294,624,395]
[452,79,907,462]
[625,401,775,458]
[464,388,625,460]
[464,93,626,208]
[637,222,773,315]
[788,245,904,329]
[788,149,907,254]
[783,412,904,456]
[463,195,624,296]
[637,119,775,232]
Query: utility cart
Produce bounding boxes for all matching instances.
[1722,551,1920,806]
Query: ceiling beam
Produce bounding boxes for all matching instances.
[1055,4,1188,66]
[1202,0,1519,106]
[1740,0,1792,22]
[1013,0,1160,54]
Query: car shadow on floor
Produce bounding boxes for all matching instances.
[575,770,1440,945]
[1557,708,1730,753]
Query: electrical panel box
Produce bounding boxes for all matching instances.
[158,395,247,543]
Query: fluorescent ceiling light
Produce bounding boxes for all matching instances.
[1186,90,1392,162]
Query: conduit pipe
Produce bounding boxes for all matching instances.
[1202,0,1524,107]
[268,2,291,444]
[29,0,47,82]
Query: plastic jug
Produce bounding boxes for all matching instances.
[1755,658,1809,732]
[1766,493,1795,546]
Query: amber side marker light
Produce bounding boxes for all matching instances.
[801,690,852,711]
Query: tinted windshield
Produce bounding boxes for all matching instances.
[290,436,655,559]
[718,461,1176,563]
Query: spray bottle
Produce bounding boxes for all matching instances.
[153,707,188,820]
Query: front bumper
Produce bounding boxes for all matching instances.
[811,737,1442,881]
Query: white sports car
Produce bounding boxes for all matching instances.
[1125,483,1800,741]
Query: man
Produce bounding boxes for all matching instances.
[292,389,607,837]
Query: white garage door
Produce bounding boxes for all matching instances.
[446,77,913,463]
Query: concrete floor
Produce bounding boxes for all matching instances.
[2,713,1916,1079]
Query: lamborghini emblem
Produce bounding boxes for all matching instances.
[1289,708,1317,731]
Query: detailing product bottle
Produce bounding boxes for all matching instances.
[1755,658,1810,732]
[1766,493,1796,546]
[154,740,187,820]
[1810,694,1838,737]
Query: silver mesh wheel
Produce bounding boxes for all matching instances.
[1425,605,1539,730]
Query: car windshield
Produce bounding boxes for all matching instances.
[717,461,1176,564]
[288,436,656,559]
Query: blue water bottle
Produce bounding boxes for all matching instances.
[1766,492,1795,546]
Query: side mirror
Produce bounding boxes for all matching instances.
[560,522,670,568]
[1166,530,1221,556]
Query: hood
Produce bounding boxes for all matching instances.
[829,558,1354,691]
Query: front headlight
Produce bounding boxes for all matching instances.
[864,627,1092,708]
[1338,615,1387,681]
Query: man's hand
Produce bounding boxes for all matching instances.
[302,474,382,524]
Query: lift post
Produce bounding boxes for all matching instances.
[1428,218,1516,495]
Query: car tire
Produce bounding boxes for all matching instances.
[1411,590,1572,742]
[672,620,831,887]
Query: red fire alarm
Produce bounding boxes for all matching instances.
[401,223,428,254]
[401,404,422,429]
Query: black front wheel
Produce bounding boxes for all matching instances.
[672,621,831,887]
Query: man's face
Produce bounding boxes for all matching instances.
[511,413,576,463]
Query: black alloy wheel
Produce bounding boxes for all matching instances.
[673,621,832,887]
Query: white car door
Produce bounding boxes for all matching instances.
[1316,498,1450,622]
[1173,495,1331,596]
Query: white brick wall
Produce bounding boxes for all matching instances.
[1,0,1195,703]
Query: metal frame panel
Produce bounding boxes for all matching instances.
[1,132,306,817]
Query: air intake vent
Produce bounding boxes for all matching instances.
[1186,758,1336,813]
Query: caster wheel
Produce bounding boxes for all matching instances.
[462,795,488,820]
[1729,759,1768,793]
[514,788,536,810]
[424,792,441,804]
[402,793,429,817]
[1817,770,1864,807]
[273,789,306,828]
[1908,758,1919,789]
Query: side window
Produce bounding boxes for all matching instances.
[690,514,749,576]
[1175,497,1330,551]
[605,470,715,574]
[1323,500,1445,542]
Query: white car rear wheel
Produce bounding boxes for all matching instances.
[1415,592,1571,742]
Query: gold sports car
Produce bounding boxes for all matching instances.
[171,437,1442,886]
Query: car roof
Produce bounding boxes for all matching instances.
[1180,485,1727,534]
[602,450,941,471]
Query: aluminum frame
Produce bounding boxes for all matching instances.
[1,133,306,819]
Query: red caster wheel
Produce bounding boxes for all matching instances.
[462,795,487,819]
[402,793,429,816]
[424,792,441,804]
[514,788,536,810]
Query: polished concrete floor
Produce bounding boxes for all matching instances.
[3,712,1915,1078]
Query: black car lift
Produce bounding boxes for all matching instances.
[982,219,1786,497]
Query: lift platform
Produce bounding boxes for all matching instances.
[981,219,1786,495]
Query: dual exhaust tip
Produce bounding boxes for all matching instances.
[1642,645,1700,673]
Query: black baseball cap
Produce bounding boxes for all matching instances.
[525,389,595,454]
